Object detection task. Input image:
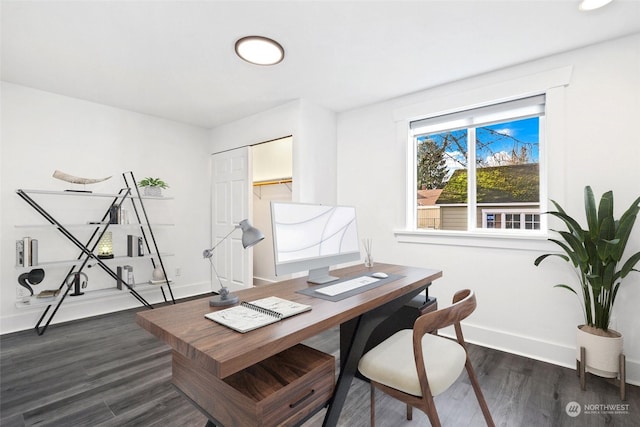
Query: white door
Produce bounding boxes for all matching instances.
[210,147,253,292]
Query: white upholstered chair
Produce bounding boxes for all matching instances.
[358,289,494,426]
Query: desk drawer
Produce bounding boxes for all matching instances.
[173,344,335,427]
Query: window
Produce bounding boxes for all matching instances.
[412,95,544,233]
[525,213,541,230]
[482,210,540,230]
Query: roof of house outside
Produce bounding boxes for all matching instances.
[417,189,443,206]
[436,163,539,204]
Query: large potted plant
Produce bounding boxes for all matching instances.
[534,186,640,378]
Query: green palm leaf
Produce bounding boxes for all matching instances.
[584,186,598,240]
[535,186,640,333]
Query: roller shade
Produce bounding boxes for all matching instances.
[411,94,545,136]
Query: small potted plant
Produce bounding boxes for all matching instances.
[137,177,169,197]
[535,186,640,379]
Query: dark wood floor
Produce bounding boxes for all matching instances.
[1,301,638,427]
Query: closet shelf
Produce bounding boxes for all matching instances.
[252,178,292,187]
[253,178,292,199]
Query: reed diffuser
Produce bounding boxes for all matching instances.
[363,238,373,268]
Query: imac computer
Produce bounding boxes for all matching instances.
[271,201,361,284]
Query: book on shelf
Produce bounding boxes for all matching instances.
[149,278,173,285]
[17,237,38,267]
[30,239,38,266]
[205,296,312,333]
[16,240,24,267]
[37,289,60,299]
[23,237,30,267]
[127,235,144,257]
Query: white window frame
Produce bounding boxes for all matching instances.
[410,97,546,234]
[393,66,572,250]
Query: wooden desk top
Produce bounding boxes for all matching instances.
[136,263,441,378]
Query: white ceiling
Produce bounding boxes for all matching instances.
[2,1,640,129]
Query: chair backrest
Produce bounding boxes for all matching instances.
[413,289,476,337]
[411,289,477,398]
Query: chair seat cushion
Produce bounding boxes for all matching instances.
[358,329,466,397]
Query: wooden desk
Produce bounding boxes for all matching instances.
[137,263,442,426]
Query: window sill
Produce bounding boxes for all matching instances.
[394,229,556,251]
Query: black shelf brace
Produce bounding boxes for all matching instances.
[16,186,156,335]
[123,171,175,304]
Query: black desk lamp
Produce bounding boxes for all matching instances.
[203,219,265,307]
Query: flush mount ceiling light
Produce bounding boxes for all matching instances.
[234,36,284,66]
[578,0,613,11]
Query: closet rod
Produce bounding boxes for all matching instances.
[253,178,292,187]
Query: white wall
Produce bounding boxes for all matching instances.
[0,82,212,334]
[296,100,337,204]
[209,99,337,205]
[337,34,640,384]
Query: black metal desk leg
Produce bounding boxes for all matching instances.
[322,286,427,427]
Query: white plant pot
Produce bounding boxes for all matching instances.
[143,186,162,197]
[576,325,623,378]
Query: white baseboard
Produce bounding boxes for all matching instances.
[443,323,640,387]
[253,275,277,286]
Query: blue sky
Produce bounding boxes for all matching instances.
[478,117,540,164]
[418,116,540,170]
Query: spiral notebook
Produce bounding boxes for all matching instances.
[205,296,312,333]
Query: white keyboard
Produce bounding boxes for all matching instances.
[315,276,380,296]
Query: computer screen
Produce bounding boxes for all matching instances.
[271,201,361,284]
